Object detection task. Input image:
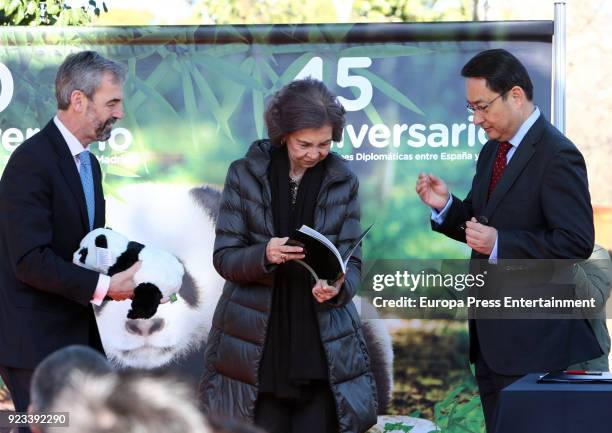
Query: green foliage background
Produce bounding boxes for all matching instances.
[0,22,552,432]
[0,0,106,25]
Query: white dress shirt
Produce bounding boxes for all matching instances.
[53,116,110,305]
[430,107,541,262]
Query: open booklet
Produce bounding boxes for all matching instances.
[284,223,373,283]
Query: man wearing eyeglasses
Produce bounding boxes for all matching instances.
[416,49,601,432]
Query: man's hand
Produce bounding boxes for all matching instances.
[108,262,141,301]
[312,275,344,303]
[415,172,450,211]
[465,217,497,255]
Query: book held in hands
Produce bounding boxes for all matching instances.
[285,224,373,283]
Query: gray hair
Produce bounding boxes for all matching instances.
[47,372,211,433]
[55,50,127,110]
[30,345,113,414]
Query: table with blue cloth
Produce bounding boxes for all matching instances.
[493,373,612,433]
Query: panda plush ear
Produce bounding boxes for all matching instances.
[95,234,108,249]
[107,241,145,276]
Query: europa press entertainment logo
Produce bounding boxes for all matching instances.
[0,63,14,113]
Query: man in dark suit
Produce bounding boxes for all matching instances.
[0,51,140,422]
[416,49,601,432]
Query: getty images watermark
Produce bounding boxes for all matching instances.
[359,259,609,320]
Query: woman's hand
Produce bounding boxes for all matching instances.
[312,275,345,303]
[266,237,305,265]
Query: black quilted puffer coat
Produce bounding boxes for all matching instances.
[200,140,378,433]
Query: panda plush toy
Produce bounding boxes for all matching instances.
[73,228,183,320]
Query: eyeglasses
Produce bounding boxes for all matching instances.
[466,91,508,114]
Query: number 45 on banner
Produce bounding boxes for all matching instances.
[295,57,373,112]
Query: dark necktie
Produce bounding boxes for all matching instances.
[487,141,513,199]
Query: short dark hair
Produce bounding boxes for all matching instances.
[30,345,113,413]
[461,49,534,101]
[264,77,346,147]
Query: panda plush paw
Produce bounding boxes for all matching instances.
[73,228,184,320]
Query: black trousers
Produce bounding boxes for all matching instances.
[0,366,33,433]
[255,382,338,433]
[474,351,521,433]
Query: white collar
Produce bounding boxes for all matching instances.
[508,106,540,148]
[53,115,89,157]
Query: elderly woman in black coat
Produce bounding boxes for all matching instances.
[200,78,378,433]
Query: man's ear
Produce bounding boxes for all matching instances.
[509,85,526,106]
[70,89,87,113]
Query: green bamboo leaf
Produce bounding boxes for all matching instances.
[214,25,248,44]
[359,69,425,116]
[323,24,353,43]
[129,128,150,175]
[127,56,136,77]
[348,86,383,125]
[105,165,140,178]
[252,66,265,139]
[247,24,274,43]
[129,75,182,122]
[203,43,250,57]
[274,51,318,90]
[187,63,234,142]
[363,103,384,125]
[340,45,431,58]
[179,61,199,149]
[191,53,266,91]
[452,396,481,417]
[307,25,327,44]
[257,59,279,90]
[218,57,255,125]
[130,56,178,109]
[439,385,464,405]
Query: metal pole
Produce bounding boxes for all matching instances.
[553,1,567,133]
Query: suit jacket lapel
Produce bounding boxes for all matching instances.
[473,142,497,213]
[44,120,90,233]
[483,114,545,216]
[92,156,105,229]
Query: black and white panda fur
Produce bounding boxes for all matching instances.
[101,182,394,412]
[73,228,183,320]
